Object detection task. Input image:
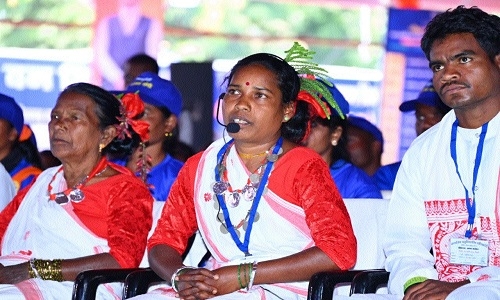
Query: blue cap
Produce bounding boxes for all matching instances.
[347,115,384,149]
[399,80,449,113]
[318,79,350,117]
[0,93,24,136]
[125,72,183,116]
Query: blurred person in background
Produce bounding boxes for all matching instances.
[373,79,452,192]
[0,94,42,192]
[302,81,382,198]
[121,72,185,201]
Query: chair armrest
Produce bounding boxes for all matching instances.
[307,270,360,300]
[350,269,389,294]
[72,268,140,300]
[123,268,165,298]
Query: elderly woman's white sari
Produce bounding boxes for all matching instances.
[0,167,121,300]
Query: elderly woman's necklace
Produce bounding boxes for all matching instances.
[47,158,108,205]
[213,137,283,256]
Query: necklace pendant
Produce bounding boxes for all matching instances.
[54,193,69,205]
[69,189,85,203]
[212,181,228,195]
[249,173,260,185]
[243,185,256,201]
[220,223,228,234]
[213,197,220,209]
[267,153,279,162]
[228,192,240,207]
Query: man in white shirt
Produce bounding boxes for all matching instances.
[334,5,500,300]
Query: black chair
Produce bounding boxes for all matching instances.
[123,268,165,298]
[307,271,360,300]
[71,233,202,300]
[307,269,388,299]
[72,268,142,300]
[351,269,390,294]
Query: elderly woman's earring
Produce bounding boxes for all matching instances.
[164,132,172,137]
[98,143,104,153]
[331,140,338,146]
[283,116,290,122]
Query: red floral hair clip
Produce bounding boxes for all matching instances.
[115,93,150,142]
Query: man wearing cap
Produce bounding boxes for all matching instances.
[123,72,184,202]
[346,115,384,177]
[373,80,451,191]
[0,93,41,193]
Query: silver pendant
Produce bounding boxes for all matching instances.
[242,212,260,231]
[69,189,85,203]
[212,181,228,195]
[242,185,256,201]
[228,192,240,207]
[54,193,69,205]
[254,212,260,222]
[214,197,220,209]
[249,173,260,184]
[267,153,279,162]
[220,223,228,234]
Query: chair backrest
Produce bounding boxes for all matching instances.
[343,198,389,270]
[325,198,389,296]
[139,201,165,267]
[139,201,208,268]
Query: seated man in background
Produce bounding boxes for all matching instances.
[373,79,451,191]
[346,115,384,177]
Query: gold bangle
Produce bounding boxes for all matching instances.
[28,259,40,279]
[33,259,63,282]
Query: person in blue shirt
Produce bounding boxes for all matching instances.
[302,81,382,199]
[0,94,42,192]
[120,72,185,201]
[373,79,451,191]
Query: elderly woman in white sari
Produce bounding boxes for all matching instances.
[130,43,357,300]
[0,83,153,299]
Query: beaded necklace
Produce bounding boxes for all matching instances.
[47,158,108,205]
[213,137,283,256]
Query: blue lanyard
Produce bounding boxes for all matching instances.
[450,119,488,238]
[214,137,283,255]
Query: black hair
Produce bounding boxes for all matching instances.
[421,6,500,61]
[60,82,141,156]
[223,53,307,143]
[313,115,350,164]
[125,53,160,74]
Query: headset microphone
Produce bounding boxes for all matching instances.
[216,93,241,133]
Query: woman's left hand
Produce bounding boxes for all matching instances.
[0,262,30,284]
[176,268,219,300]
[211,265,246,295]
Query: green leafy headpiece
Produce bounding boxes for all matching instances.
[284,42,345,119]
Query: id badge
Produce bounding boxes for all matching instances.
[450,238,489,266]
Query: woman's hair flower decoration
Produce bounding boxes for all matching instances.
[115,92,150,142]
[284,42,345,120]
[114,92,151,183]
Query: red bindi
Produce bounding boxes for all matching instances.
[246,82,250,86]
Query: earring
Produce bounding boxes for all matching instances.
[331,140,338,146]
[283,116,290,122]
[164,132,172,137]
[98,143,105,153]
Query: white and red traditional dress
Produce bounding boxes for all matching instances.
[0,160,153,300]
[139,138,356,299]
